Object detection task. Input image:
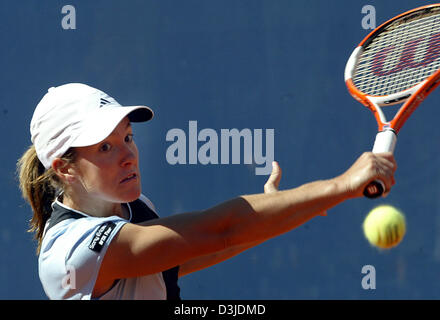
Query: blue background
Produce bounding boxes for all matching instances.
[1,0,439,299]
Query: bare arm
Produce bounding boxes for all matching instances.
[95,152,396,289]
[178,162,283,277]
[178,239,265,277]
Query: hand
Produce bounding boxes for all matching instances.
[263,161,328,216]
[338,152,397,198]
[264,161,282,194]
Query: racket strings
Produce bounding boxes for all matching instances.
[353,8,440,96]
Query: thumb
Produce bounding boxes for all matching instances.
[264,161,282,193]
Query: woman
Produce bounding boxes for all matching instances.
[17,83,397,300]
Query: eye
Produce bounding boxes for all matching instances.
[125,134,134,143]
[99,142,112,152]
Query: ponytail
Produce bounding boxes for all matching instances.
[17,145,75,254]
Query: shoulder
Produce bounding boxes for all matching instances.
[39,215,128,299]
[42,215,127,252]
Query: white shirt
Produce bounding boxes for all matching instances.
[38,195,171,300]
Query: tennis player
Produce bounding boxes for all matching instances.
[17,83,397,300]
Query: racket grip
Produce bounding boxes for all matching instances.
[364,129,397,198]
[372,129,397,154]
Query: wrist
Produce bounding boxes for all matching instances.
[331,175,355,200]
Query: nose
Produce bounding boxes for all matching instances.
[120,143,137,167]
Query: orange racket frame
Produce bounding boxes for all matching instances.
[345,3,440,197]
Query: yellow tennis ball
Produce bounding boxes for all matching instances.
[363,205,406,249]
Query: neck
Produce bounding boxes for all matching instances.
[61,192,128,220]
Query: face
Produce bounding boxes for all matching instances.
[66,117,142,204]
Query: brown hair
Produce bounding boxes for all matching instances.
[17,145,76,254]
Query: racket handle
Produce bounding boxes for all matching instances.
[364,180,385,198]
[364,129,397,199]
[372,129,397,154]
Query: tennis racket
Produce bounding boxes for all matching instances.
[345,3,440,198]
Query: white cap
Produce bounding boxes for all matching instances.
[30,83,154,169]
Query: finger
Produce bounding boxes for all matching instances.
[375,153,397,172]
[382,174,394,198]
[264,161,281,193]
[264,161,282,193]
[375,167,395,196]
[370,155,396,187]
[374,151,394,160]
[358,154,394,197]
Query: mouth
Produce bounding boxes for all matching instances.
[120,173,138,184]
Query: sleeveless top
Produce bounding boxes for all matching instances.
[38,194,181,300]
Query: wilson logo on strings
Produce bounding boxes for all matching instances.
[372,32,440,76]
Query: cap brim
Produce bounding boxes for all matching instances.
[71,105,154,147]
[126,105,154,122]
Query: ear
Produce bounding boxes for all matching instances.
[52,158,77,184]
